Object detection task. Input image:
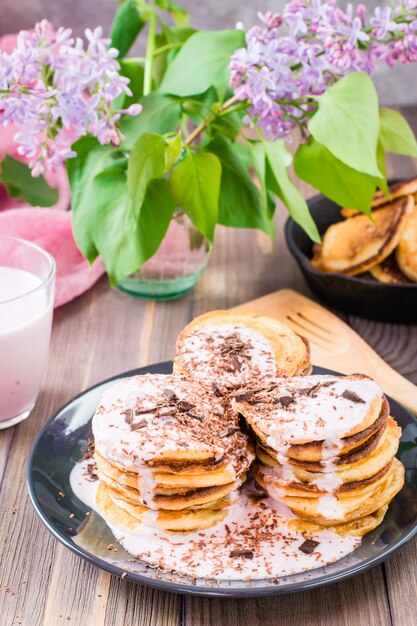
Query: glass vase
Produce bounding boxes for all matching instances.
[117,211,210,300]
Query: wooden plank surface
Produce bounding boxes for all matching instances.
[1,109,417,626]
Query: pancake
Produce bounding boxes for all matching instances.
[396,204,417,282]
[93,373,253,512]
[174,310,311,390]
[271,458,404,525]
[96,482,230,532]
[341,177,417,217]
[372,178,417,209]
[321,197,413,275]
[254,397,389,464]
[310,243,324,271]
[369,253,409,284]
[95,449,237,490]
[288,505,389,538]
[234,374,385,449]
[255,417,399,490]
[93,374,252,476]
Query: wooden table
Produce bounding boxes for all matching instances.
[1,109,417,626]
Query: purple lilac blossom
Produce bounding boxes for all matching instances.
[0,21,142,176]
[230,1,417,140]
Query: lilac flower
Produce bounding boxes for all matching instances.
[370,7,397,39]
[230,1,417,140]
[0,20,142,176]
[338,16,369,45]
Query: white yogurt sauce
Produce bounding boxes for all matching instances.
[70,461,361,581]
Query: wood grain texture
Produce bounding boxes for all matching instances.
[1,109,417,626]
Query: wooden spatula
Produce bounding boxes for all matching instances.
[234,289,417,416]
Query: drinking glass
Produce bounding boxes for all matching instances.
[0,236,55,429]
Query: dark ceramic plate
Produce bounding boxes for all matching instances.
[27,362,417,597]
[285,191,417,324]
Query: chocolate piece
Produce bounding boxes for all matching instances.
[299,539,319,554]
[274,394,293,407]
[177,400,195,412]
[229,549,254,559]
[212,383,224,397]
[162,388,177,401]
[234,390,254,402]
[131,419,147,430]
[341,389,365,404]
[123,408,133,424]
[187,412,203,422]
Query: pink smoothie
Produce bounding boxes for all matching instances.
[0,266,53,423]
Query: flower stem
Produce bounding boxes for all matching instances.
[143,5,156,96]
[154,42,182,57]
[185,95,240,145]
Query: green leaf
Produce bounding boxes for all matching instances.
[207,135,274,236]
[165,131,183,170]
[0,155,59,207]
[110,0,145,58]
[263,141,320,243]
[250,141,275,219]
[169,149,221,241]
[127,132,167,217]
[309,73,381,178]
[69,144,128,262]
[92,175,175,285]
[69,137,176,284]
[230,140,252,170]
[379,107,417,157]
[155,0,189,27]
[153,27,196,86]
[159,29,245,97]
[118,60,144,108]
[210,111,243,141]
[294,139,377,215]
[120,93,182,150]
[376,140,389,197]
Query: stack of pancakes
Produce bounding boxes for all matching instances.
[235,374,404,536]
[93,373,254,532]
[174,310,312,390]
[91,310,404,539]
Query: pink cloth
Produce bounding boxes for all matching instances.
[0,209,104,306]
[0,26,106,307]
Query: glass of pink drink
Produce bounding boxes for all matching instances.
[0,236,55,429]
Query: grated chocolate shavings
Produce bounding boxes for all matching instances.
[131,419,147,430]
[212,383,224,397]
[219,427,240,438]
[79,439,95,462]
[123,408,133,424]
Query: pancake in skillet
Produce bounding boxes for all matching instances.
[369,253,409,284]
[321,197,414,275]
[341,177,417,217]
[396,204,417,282]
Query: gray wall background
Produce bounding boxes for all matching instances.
[1,0,416,106]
